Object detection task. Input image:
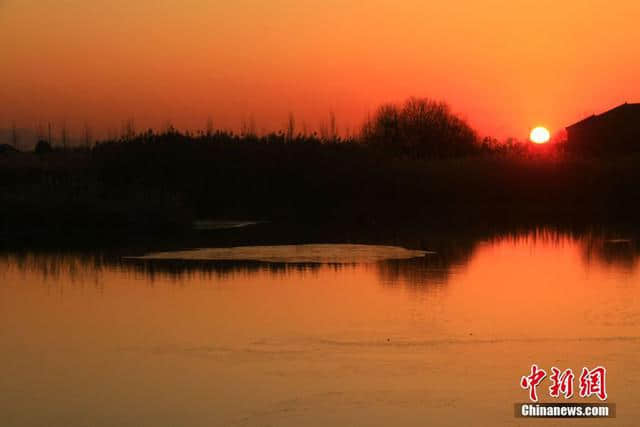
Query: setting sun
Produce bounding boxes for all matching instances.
[530,126,550,144]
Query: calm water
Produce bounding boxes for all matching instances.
[1,228,640,426]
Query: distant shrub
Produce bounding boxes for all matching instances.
[34,140,53,154]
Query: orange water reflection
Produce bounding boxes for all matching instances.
[1,229,639,426]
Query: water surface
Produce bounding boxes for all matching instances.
[1,228,639,426]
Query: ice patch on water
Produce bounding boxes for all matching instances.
[192,220,262,230]
[127,244,431,264]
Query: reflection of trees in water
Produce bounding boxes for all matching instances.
[378,227,640,288]
[0,251,108,282]
[0,251,346,285]
[476,227,640,271]
[578,234,640,270]
[123,259,330,282]
[375,228,579,288]
[376,239,477,289]
[1,241,475,289]
[0,251,109,294]
[3,226,640,289]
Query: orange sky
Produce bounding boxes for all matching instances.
[2,0,640,140]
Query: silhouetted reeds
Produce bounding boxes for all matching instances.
[2,99,640,233]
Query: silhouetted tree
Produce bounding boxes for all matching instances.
[362,97,478,158]
[34,139,52,154]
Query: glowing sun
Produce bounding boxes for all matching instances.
[530,126,550,144]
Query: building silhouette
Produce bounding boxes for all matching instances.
[566,103,640,155]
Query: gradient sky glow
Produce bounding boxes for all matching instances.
[2,0,640,139]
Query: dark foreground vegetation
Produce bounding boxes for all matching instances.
[2,98,640,235]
